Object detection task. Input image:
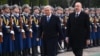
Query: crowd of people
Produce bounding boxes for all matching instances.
[0,3,100,56]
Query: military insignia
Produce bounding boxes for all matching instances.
[14,17,19,26]
[23,16,28,24]
[33,17,39,27]
[90,17,93,23]
[33,17,38,25]
[3,16,9,26]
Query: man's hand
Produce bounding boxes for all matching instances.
[65,37,69,43]
[86,39,91,46]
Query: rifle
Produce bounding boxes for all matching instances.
[19,15,26,39]
[19,5,26,39]
[28,15,33,38]
[0,15,3,43]
[9,11,15,40]
[0,1,3,43]
[28,2,33,38]
[93,16,98,32]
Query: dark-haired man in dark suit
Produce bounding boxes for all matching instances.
[66,2,90,56]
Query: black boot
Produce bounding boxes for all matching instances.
[32,47,35,56]
[22,49,27,56]
[27,48,31,55]
[17,51,22,56]
[32,47,38,56]
[0,53,2,56]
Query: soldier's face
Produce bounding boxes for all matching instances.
[96,10,100,14]
[4,8,10,13]
[90,11,95,14]
[24,8,31,14]
[65,10,69,14]
[69,10,74,13]
[34,9,40,14]
[44,8,52,16]
[56,10,63,14]
[75,3,82,12]
[14,8,19,13]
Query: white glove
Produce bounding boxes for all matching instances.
[10,30,14,34]
[29,29,33,32]
[0,32,3,36]
[36,25,39,27]
[21,29,25,32]
[26,25,29,27]
[17,26,20,28]
[6,26,10,28]
[65,27,67,29]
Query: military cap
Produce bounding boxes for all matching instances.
[68,7,74,11]
[12,4,19,10]
[55,6,63,11]
[65,8,69,11]
[90,8,95,11]
[2,4,9,10]
[95,8,100,11]
[22,4,31,9]
[33,6,40,10]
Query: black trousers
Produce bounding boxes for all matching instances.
[72,48,83,56]
[41,37,58,56]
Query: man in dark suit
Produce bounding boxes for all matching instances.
[66,2,90,56]
[38,5,64,56]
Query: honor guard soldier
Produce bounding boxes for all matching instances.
[89,8,95,17]
[96,17,100,46]
[93,16,99,46]
[22,4,32,56]
[97,12,100,46]
[89,14,94,47]
[64,8,71,51]
[64,8,70,17]
[12,4,24,56]
[2,4,15,56]
[0,15,3,56]
[95,8,100,46]
[55,7,66,52]
[89,8,96,47]
[0,5,3,56]
[31,6,41,56]
[40,6,45,16]
[96,8,100,17]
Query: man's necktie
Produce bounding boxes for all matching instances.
[75,14,79,18]
[47,16,50,22]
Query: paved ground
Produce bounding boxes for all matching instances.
[57,46,100,56]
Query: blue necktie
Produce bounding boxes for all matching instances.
[47,16,50,22]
